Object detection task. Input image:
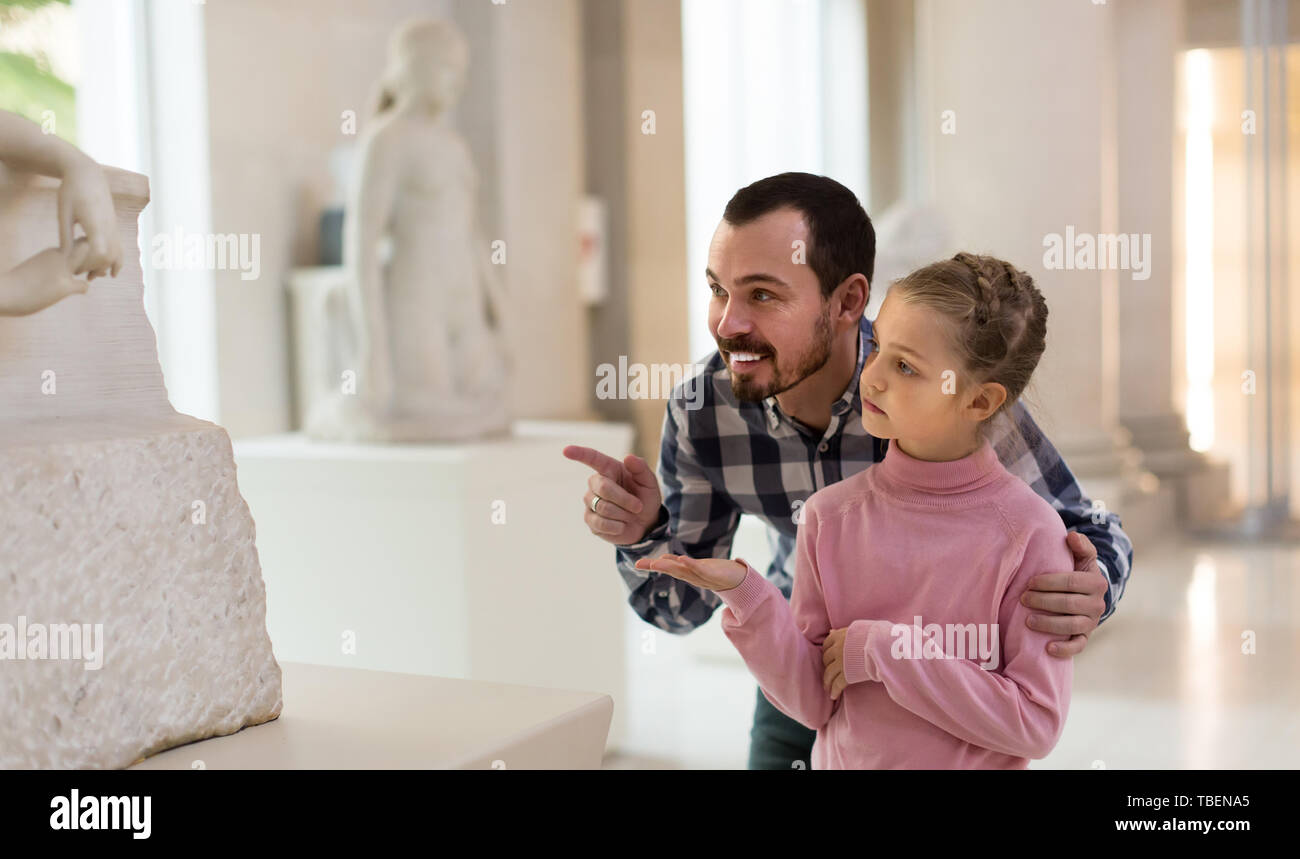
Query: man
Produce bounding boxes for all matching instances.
[563,172,1132,770]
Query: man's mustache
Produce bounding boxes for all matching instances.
[720,343,773,354]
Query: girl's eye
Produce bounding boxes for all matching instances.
[897,360,915,376]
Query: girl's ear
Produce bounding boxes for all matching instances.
[965,381,1008,422]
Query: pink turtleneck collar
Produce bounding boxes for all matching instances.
[872,437,1006,505]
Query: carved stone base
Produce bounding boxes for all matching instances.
[0,416,282,768]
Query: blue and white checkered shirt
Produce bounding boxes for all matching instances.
[615,315,1134,634]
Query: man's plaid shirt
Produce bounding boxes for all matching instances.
[615,315,1134,634]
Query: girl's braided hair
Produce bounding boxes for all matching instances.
[889,252,1049,436]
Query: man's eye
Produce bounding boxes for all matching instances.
[754,291,771,302]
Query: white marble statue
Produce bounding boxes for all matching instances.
[0,111,122,316]
[307,17,512,443]
[866,201,955,320]
[0,109,282,768]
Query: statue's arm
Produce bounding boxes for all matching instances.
[0,110,85,178]
[344,124,403,410]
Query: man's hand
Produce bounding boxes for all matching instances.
[821,627,849,701]
[563,445,664,546]
[1020,531,1108,658]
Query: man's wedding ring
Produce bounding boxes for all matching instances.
[591,494,601,513]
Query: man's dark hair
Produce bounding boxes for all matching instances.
[722,172,875,301]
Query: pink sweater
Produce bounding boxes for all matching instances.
[716,437,1074,769]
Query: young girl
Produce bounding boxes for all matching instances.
[636,252,1074,769]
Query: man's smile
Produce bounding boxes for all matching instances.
[725,350,770,373]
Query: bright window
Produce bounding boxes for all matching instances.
[681,0,867,362]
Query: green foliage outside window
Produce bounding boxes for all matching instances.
[0,0,75,144]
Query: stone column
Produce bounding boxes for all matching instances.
[493,0,593,422]
[866,0,916,214]
[1114,0,1230,525]
[913,0,1167,541]
[623,0,692,465]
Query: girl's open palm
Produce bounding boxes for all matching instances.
[633,553,748,593]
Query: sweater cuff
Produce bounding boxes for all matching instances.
[715,561,772,625]
[843,619,889,684]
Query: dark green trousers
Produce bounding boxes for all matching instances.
[746,686,817,770]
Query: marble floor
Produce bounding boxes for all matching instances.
[601,534,1300,769]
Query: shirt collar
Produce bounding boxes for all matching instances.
[835,316,872,415]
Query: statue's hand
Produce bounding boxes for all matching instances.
[57,155,123,281]
[0,241,91,316]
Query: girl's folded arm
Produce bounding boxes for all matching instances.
[840,521,1075,759]
[715,501,834,731]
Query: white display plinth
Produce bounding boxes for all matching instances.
[232,419,635,750]
[131,662,614,769]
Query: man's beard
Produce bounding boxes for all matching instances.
[728,307,833,403]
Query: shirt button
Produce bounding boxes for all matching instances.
[818,441,829,452]
[657,591,668,597]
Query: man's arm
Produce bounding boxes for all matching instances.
[614,395,742,634]
[991,401,1134,623]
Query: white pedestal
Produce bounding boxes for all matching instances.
[232,418,635,750]
[131,662,613,769]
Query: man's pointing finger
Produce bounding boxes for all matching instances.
[562,444,624,481]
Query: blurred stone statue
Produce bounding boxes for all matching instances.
[866,201,954,320]
[307,17,512,443]
[0,110,122,316]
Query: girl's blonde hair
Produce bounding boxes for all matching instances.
[889,252,1048,439]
